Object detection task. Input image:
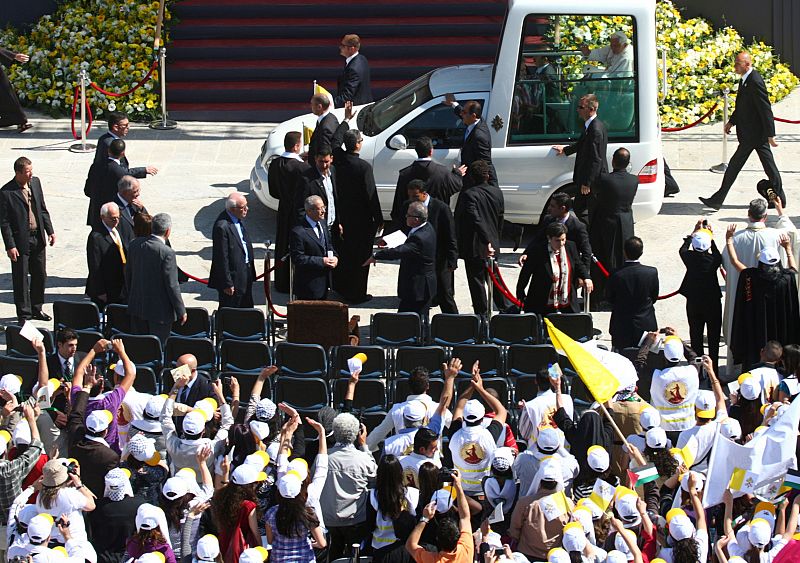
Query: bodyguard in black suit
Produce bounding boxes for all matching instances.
[334,35,372,107]
[208,193,256,308]
[268,131,311,293]
[398,180,459,313]
[606,236,659,351]
[0,157,55,322]
[367,201,437,317]
[554,94,608,224]
[295,147,340,233]
[391,137,462,225]
[308,94,339,161]
[454,161,508,315]
[290,195,338,300]
[86,201,127,307]
[700,52,784,208]
[445,96,498,188]
[86,139,147,228]
[331,129,383,303]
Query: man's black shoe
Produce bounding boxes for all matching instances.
[699,197,721,210]
[32,311,51,321]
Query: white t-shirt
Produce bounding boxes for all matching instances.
[35,488,89,543]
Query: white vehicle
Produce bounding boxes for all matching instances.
[251,0,663,225]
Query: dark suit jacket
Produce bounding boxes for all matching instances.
[268,155,311,254]
[730,69,775,145]
[453,181,504,259]
[208,211,256,293]
[516,240,589,314]
[590,170,637,269]
[86,159,145,228]
[67,390,120,497]
[46,352,88,381]
[295,166,340,226]
[607,261,659,347]
[0,176,54,254]
[125,235,186,324]
[678,238,722,302]
[334,53,372,107]
[564,117,608,188]
[93,133,131,167]
[308,113,339,161]
[391,159,462,223]
[86,227,127,303]
[399,197,458,270]
[115,195,147,245]
[455,113,498,187]
[333,151,382,236]
[375,222,437,304]
[178,373,215,407]
[290,218,336,300]
[524,212,592,273]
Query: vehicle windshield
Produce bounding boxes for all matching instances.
[359,72,434,136]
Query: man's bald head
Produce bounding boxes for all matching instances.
[177,354,198,380]
[734,51,752,76]
[225,192,248,220]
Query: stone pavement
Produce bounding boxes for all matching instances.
[1,87,799,374]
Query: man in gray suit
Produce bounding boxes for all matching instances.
[125,213,186,342]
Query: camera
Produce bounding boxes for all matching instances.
[693,357,704,365]
[65,460,79,476]
[439,468,456,484]
[105,342,114,351]
[701,219,709,228]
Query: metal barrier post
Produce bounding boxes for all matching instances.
[149,47,178,130]
[486,258,494,318]
[583,286,591,313]
[710,88,730,174]
[69,70,96,153]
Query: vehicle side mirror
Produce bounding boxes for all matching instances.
[388,134,408,151]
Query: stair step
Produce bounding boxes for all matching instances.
[168,79,406,103]
[176,2,506,18]
[169,102,315,123]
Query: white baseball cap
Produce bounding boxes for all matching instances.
[695,390,716,419]
[615,493,641,528]
[239,547,270,563]
[402,400,427,423]
[231,463,268,485]
[738,373,760,401]
[86,409,114,433]
[639,406,661,430]
[193,398,218,421]
[28,513,55,543]
[645,427,668,449]
[663,336,684,362]
[0,374,22,395]
[182,409,207,435]
[669,513,695,540]
[127,434,161,466]
[547,548,570,563]
[748,518,772,548]
[463,399,485,422]
[12,419,31,446]
[432,485,457,513]
[587,445,610,472]
[277,471,303,499]
[691,229,713,252]
[614,529,637,560]
[537,427,563,452]
[243,450,270,470]
[288,458,309,481]
[491,447,514,473]
[104,467,134,501]
[605,551,628,563]
[0,429,10,456]
[249,419,271,441]
[137,553,166,563]
[162,476,190,500]
[561,521,586,552]
[720,417,742,440]
[759,247,780,265]
[195,534,220,562]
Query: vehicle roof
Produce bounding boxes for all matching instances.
[508,0,652,12]
[429,64,492,96]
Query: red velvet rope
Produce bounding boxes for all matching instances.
[89,60,159,98]
[180,263,284,317]
[661,102,719,132]
[774,116,800,124]
[485,263,524,308]
[70,86,93,140]
[591,255,679,300]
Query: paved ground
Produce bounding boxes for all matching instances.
[2,88,800,375]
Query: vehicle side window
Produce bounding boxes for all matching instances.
[395,101,484,150]
[509,14,637,145]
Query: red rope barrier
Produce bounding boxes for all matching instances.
[774,116,800,124]
[262,255,287,318]
[657,289,680,301]
[593,255,679,300]
[661,102,719,132]
[70,86,93,141]
[180,266,273,286]
[485,264,524,308]
[89,60,159,98]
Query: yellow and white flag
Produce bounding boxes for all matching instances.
[538,490,569,521]
[313,80,334,107]
[545,319,629,404]
[302,123,314,146]
[590,479,616,511]
[729,467,760,494]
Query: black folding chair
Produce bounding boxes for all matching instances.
[456,377,509,404]
[395,346,446,378]
[104,304,131,338]
[333,379,387,411]
[132,366,159,394]
[215,307,266,342]
[274,342,328,378]
[331,346,386,379]
[5,324,54,357]
[451,344,502,377]
[506,344,558,378]
[370,312,422,347]
[545,313,593,342]
[53,300,101,332]
[171,307,212,339]
[275,375,329,411]
[219,340,271,374]
[0,355,40,399]
[393,377,444,404]
[75,330,104,354]
[429,314,482,346]
[164,337,216,371]
[489,313,541,346]
[119,334,163,373]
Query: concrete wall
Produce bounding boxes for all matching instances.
[674,0,799,70]
[1,1,57,30]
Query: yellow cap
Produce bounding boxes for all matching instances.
[354,353,368,363]
[666,507,686,525]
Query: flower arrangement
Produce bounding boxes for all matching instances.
[553,1,797,127]
[0,0,172,120]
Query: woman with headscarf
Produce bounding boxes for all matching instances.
[125,503,176,563]
[727,226,800,370]
[481,447,517,537]
[90,467,146,563]
[123,433,170,505]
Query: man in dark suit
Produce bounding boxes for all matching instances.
[553,93,608,224]
[86,201,127,308]
[125,213,187,343]
[208,192,256,308]
[295,146,340,236]
[115,176,148,244]
[391,137,462,225]
[518,192,593,273]
[444,95,498,188]
[0,157,55,322]
[0,47,31,132]
[334,34,372,108]
[307,94,339,161]
[173,354,214,407]
[366,201,436,317]
[590,148,637,297]
[454,161,508,315]
[86,139,147,229]
[397,180,459,313]
[290,195,338,300]
[331,129,383,303]
[606,236,659,350]
[268,131,310,293]
[47,328,87,381]
[700,51,784,209]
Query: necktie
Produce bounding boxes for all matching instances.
[179,386,189,404]
[316,222,325,245]
[20,184,37,230]
[111,229,126,264]
[64,360,72,379]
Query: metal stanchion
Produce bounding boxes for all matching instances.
[149,47,178,130]
[710,88,730,174]
[486,258,494,318]
[69,70,96,153]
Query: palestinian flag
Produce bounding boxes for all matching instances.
[629,463,659,487]
[783,469,800,490]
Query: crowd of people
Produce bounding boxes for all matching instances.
[1,21,800,563]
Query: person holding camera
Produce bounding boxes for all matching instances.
[35,459,96,546]
[406,469,474,563]
[678,220,723,375]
